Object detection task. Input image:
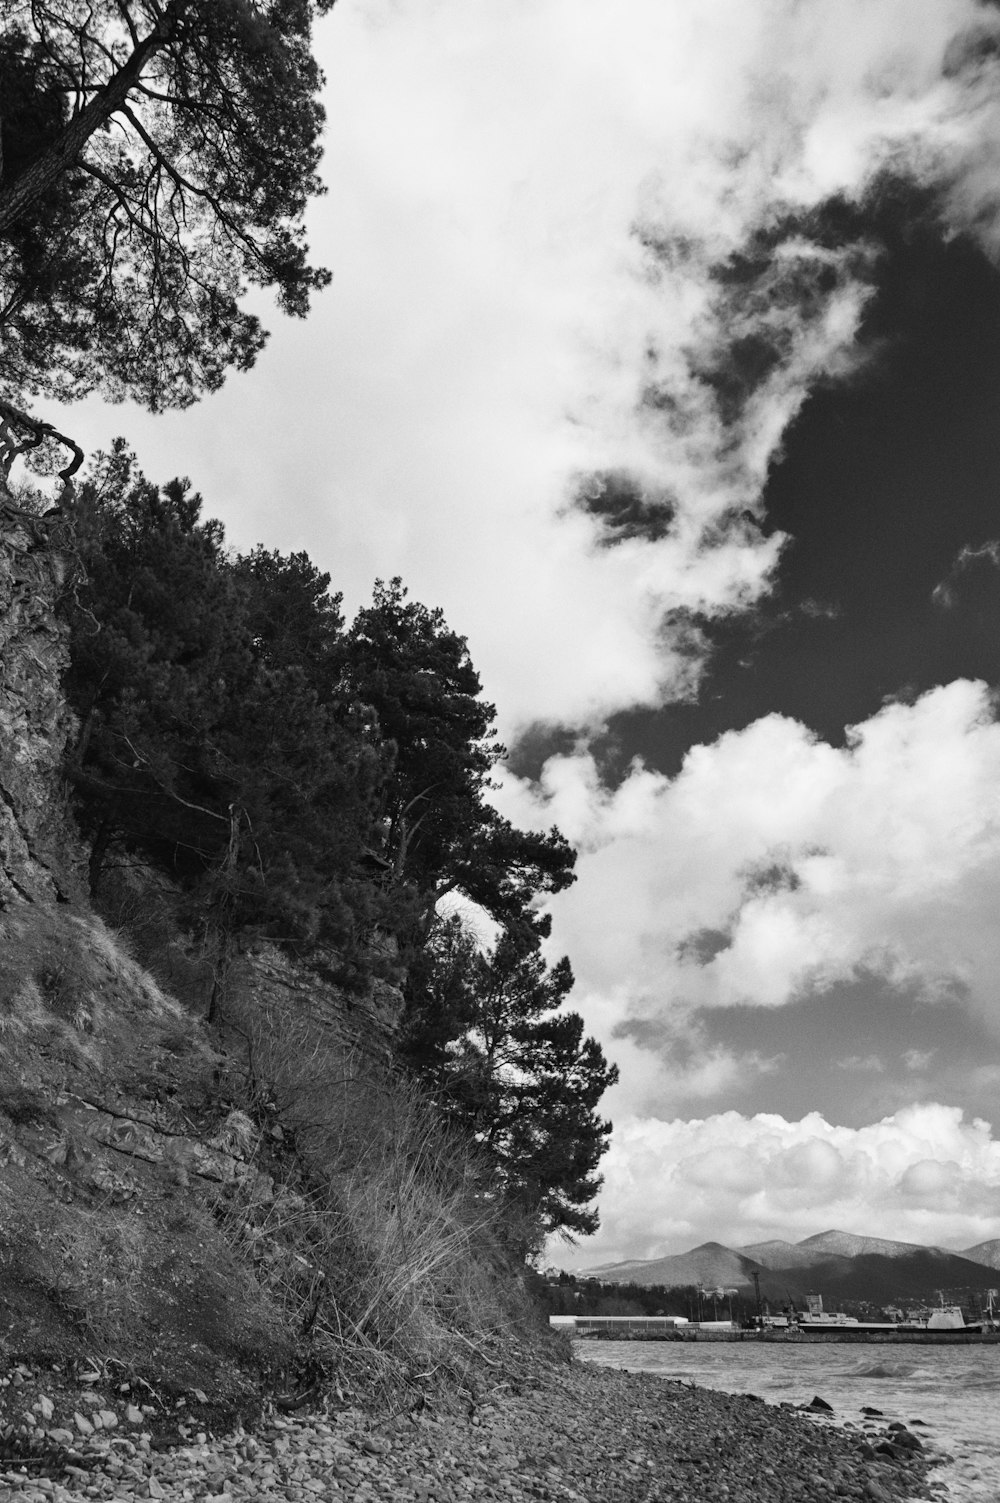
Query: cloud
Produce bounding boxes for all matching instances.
[499,679,1000,1123]
[559,1102,1000,1266]
[932,540,1000,612]
[305,0,1000,742]
[903,1048,936,1072]
[50,0,1000,740]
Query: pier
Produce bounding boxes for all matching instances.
[551,1315,1000,1344]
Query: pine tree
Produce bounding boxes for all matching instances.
[0,1,334,408]
[403,915,618,1248]
[63,445,386,992]
[345,578,575,941]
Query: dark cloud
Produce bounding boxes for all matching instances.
[942,18,1000,79]
[571,468,676,545]
[741,860,802,897]
[505,721,582,782]
[676,927,732,965]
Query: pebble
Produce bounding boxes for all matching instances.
[0,1362,936,1503]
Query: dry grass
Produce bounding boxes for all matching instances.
[0,902,181,1032]
[216,996,532,1393]
[0,891,539,1404]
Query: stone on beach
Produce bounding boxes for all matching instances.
[0,1362,933,1503]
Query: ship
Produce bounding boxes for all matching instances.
[779,1294,992,1343]
[553,1294,1000,1344]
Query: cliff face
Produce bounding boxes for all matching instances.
[0,486,81,906]
[0,488,515,1423]
[0,437,536,1436]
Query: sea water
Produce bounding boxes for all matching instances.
[575,1339,1000,1502]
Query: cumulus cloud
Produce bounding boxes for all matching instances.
[561,1102,1000,1267]
[501,680,1000,1057]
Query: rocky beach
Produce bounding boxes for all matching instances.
[1,1353,936,1503]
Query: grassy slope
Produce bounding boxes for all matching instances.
[0,902,296,1426]
[0,897,537,1443]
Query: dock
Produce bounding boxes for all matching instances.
[551,1315,1000,1344]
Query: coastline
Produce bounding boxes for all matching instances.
[575,1327,1000,1344]
[2,1351,934,1502]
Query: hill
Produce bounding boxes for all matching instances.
[739,1239,818,1268]
[796,1230,943,1260]
[583,1230,1000,1307]
[585,1241,766,1289]
[959,1239,1000,1270]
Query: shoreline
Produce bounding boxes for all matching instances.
[575,1327,1000,1344]
[2,1352,935,1502]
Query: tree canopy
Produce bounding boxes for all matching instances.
[57,453,611,1244]
[64,444,387,989]
[402,914,618,1247]
[0,1,334,409]
[345,578,576,943]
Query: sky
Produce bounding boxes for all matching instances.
[45,0,1000,1266]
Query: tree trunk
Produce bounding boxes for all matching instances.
[206,924,232,1025]
[88,814,115,895]
[0,5,183,238]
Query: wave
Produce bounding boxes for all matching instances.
[849,1362,921,1379]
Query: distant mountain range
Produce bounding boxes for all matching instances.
[583,1230,1000,1306]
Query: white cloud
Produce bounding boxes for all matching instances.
[50,0,1000,738]
[502,681,1000,1060]
[558,1102,1000,1267]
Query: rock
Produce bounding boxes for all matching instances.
[806,1396,834,1413]
[860,1407,883,1418]
[361,1436,391,1456]
[0,1339,934,1503]
[889,1430,922,1452]
[126,1405,144,1425]
[74,1411,94,1436]
[98,1409,119,1428]
[34,1397,53,1422]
